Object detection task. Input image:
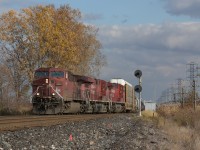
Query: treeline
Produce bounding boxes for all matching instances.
[0,5,106,106]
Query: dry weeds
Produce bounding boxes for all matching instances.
[0,101,32,115]
[156,105,200,150]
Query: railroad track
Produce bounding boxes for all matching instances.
[0,114,118,132]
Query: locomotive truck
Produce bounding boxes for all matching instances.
[31,67,137,114]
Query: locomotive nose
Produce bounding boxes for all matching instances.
[36,78,51,97]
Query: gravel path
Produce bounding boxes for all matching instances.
[0,114,173,150]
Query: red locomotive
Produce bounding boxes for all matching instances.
[31,67,136,114]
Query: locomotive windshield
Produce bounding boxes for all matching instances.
[35,71,49,78]
[34,71,64,78]
[50,71,64,78]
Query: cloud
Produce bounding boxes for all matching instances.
[100,22,200,56]
[98,22,200,100]
[163,0,200,18]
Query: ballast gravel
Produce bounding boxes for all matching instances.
[0,114,174,150]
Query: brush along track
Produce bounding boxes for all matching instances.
[0,114,119,132]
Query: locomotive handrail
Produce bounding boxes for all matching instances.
[49,84,64,100]
[49,84,64,113]
[30,86,43,103]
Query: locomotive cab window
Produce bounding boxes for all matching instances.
[50,71,64,78]
[34,71,49,78]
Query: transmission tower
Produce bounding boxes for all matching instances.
[187,62,198,87]
[187,62,198,110]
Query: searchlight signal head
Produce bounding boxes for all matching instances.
[134,70,142,78]
[134,85,142,93]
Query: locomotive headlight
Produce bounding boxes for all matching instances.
[45,78,49,83]
[36,92,40,96]
[52,93,55,96]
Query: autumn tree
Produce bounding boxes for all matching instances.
[0,64,15,106]
[0,5,106,100]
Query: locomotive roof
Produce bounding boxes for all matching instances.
[74,75,96,83]
[35,67,65,71]
[35,68,93,82]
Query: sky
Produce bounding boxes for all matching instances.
[1,0,200,101]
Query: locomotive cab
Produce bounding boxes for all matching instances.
[32,68,67,114]
[33,68,66,97]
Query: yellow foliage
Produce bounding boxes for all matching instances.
[0,4,105,84]
[0,5,106,100]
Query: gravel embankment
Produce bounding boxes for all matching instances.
[0,114,173,150]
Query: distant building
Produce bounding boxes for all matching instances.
[144,101,156,111]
